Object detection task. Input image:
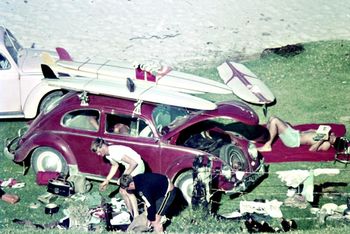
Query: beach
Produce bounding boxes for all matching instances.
[1,0,349,69]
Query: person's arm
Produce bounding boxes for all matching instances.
[309,139,331,152]
[88,117,99,130]
[121,154,138,175]
[100,164,119,191]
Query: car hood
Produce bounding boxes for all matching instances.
[162,100,259,139]
[18,48,57,74]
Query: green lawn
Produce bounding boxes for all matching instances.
[1,40,350,233]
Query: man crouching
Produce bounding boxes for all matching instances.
[119,173,176,232]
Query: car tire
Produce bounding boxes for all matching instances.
[219,144,248,171]
[31,147,68,174]
[174,171,193,206]
[39,91,64,112]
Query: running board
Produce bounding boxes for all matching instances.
[0,112,25,119]
[67,165,118,184]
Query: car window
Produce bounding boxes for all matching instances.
[105,113,152,138]
[43,93,67,114]
[152,104,188,134]
[4,29,22,64]
[62,109,100,131]
[0,53,11,70]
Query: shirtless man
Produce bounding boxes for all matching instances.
[258,116,338,152]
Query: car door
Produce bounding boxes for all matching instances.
[59,108,104,176]
[0,51,21,113]
[100,108,161,176]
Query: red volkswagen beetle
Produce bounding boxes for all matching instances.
[5,91,266,203]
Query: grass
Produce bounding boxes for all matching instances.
[1,40,350,233]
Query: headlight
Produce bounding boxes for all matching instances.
[221,164,232,179]
[248,142,258,160]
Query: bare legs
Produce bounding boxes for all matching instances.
[120,188,139,217]
[258,116,290,152]
[151,214,164,232]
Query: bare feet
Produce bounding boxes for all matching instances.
[257,145,272,152]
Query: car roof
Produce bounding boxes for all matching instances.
[56,91,156,116]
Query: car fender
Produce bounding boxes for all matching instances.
[22,80,62,118]
[163,154,196,181]
[15,132,77,166]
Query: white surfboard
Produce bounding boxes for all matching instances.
[45,75,217,110]
[217,61,275,105]
[46,48,233,95]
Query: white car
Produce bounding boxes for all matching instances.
[0,27,63,119]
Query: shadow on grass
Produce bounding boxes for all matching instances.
[311,182,349,207]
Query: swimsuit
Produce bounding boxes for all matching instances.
[279,126,300,148]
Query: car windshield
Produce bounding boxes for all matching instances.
[152,104,189,134]
[4,29,23,64]
[43,93,67,114]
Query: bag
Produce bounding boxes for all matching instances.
[36,171,60,185]
[67,175,92,194]
[47,176,75,197]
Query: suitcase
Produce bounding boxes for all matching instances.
[47,176,75,197]
[36,171,60,185]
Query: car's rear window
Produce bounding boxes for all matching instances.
[62,109,100,132]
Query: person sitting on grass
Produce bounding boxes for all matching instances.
[258,116,339,152]
[0,188,19,204]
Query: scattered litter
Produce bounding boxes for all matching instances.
[220,210,242,219]
[37,192,58,204]
[29,202,41,209]
[0,178,24,188]
[110,212,131,225]
[284,195,308,209]
[11,183,25,188]
[240,199,283,218]
[276,168,340,203]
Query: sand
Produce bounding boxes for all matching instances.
[1,0,349,69]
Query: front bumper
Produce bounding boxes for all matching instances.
[3,125,28,160]
[224,161,268,195]
[3,136,21,160]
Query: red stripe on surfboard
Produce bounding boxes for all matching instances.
[225,61,270,103]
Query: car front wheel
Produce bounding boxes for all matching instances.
[174,171,193,206]
[31,147,68,174]
[219,144,248,171]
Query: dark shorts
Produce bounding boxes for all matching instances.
[0,188,5,198]
[156,189,176,216]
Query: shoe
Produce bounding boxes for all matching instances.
[38,192,57,204]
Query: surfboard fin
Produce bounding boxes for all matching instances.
[56,47,73,61]
[263,103,268,117]
[127,77,135,92]
[41,52,56,66]
[41,64,58,79]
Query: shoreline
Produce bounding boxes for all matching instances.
[1,0,350,69]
